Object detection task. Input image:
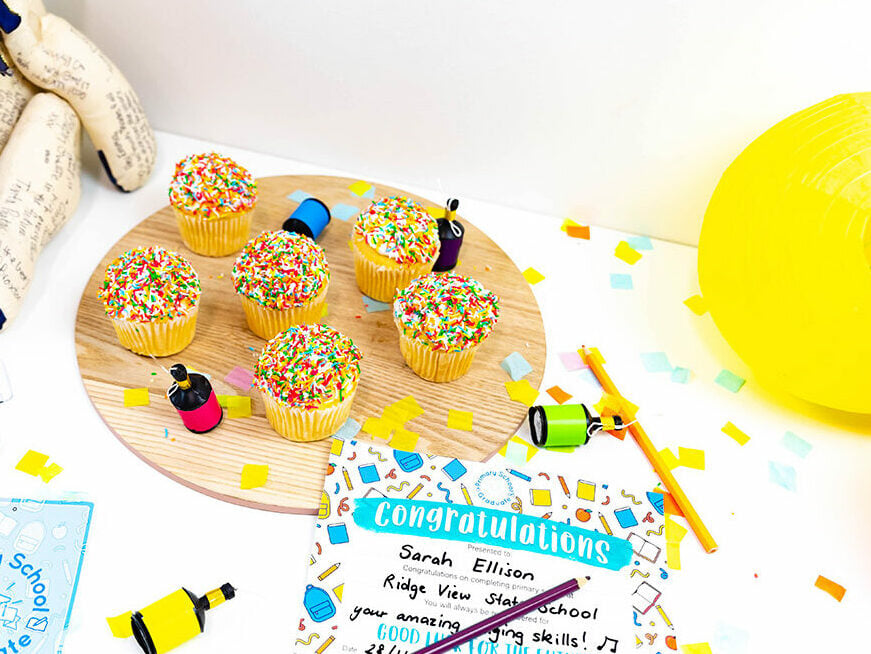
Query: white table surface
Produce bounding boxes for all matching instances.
[1,132,867,654]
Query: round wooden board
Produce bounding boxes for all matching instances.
[75,175,546,514]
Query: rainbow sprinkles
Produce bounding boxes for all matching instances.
[168,152,257,219]
[353,196,440,264]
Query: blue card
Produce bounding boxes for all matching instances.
[0,499,93,653]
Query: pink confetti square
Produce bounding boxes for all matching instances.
[558,351,585,372]
[224,366,254,390]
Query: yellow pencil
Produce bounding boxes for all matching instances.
[316,636,335,654]
[407,483,423,499]
[342,467,353,491]
[656,604,672,629]
[461,484,473,505]
[598,512,613,536]
[319,563,340,580]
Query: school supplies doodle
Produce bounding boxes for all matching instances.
[295,439,677,654]
[0,498,93,654]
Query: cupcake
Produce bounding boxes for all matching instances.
[351,196,440,302]
[232,230,330,339]
[254,324,362,442]
[97,246,201,357]
[168,152,257,257]
[393,273,499,382]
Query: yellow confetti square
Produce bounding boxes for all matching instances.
[39,463,64,483]
[614,241,642,265]
[721,421,750,445]
[665,515,689,543]
[659,448,681,470]
[124,387,150,407]
[425,206,445,218]
[522,267,545,285]
[227,396,252,419]
[593,393,623,415]
[321,303,329,318]
[240,464,269,489]
[15,450,49,476]
[504,380,539,406]
[349,180,372,196]
[498,435,537,462]
[560,218,581,232]
[666,542,682,570]
[390,428,420,452]
[106,612,134,638]
[362,417,393,440]
[678,446,705,470]
[447,409,473,431]
[680,644,712,654]
[217,394,230,407]
[683,294,708,316]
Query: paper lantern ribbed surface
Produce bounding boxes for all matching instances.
[699,93,871,414]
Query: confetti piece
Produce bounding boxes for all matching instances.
[565,224,590,240]
[814,575,846,602]
[522,267,545,285]
[390,428,419,452]
[641,352,672,373]
[618,396,639,418]
[447,409,473,431]
[15,450,49,476]
[227,396,252,419]
[498,436,537,462]
[217,394,231,407]
[671,367,691,384]
[680,643,712,654]
[715,369,746,393]
[349,180,372,196]
[500,352,533,381]
[678,447,705,470]
[224,366,254,389]
[123,387,150,407]
[39,463,63,483]
[332,204,359,221]
[721,422,750,445]
[321,303,329,318]
[593,393,623,416]
[362,417,393,440]
[666,542,681,570]
[661,491,685,517]
[240,464,269,490]
[560,218,581,232]
[558,351,585,371]
[334,418,361,440]
[626,235,653,250]
[782,431,812,458]
[362,295,391,312]
[388,396,424,422]
[504,380,539,406]
[768,460,797,491]
[615,240,642,265]
[609,273,633,290]
[288,190,312,203]
[712,623,750,654]
[577,368,601,388]
[426,206,445,218]
[546,385,572,404]
[504,440,529,465]
[106,612,134,638]
[659,448,681,470]
[665,515,689,543]
[684,294,708,316]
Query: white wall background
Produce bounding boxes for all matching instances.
[49,0,871,244]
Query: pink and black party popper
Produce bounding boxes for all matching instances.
[433,198,464,272]
[167,364,223,433]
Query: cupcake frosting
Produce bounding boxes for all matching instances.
[232,231,329,309]
[394,273,500,351]
[254,324,362,409]
[168,152,257,219]
[98,246,201,321]
[353,196,440,264]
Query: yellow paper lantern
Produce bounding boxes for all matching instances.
[699,93,871,414]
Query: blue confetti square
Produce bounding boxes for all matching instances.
[625,236,654,250]
[288,190,312,203]
[768,461,797,491]
[327,523,349,544]
[332,203,360,221]
[500,352,533,381]
[334,418,361,440]
[442,458,467,481]
[715,369,746,393]
[782,431,812,458]
[362,295,392,313]
[610,273,633,290]
[671,367,691,384]
[362,187,375,199]
[641,352,672,373]
[358,463,380,484]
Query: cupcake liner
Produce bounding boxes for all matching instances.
[261,387,357,442]
[239,290,327,340]
[173,207,252,257]
[352,239,434,303]
[397,330,478,382]
[111,309,198,357]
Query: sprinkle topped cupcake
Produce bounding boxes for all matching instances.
[169,152,258,257]
[353,196,440,264]
[97,246,201,356]
[254,324,362,441]
[351,196,441,302]
[98,246,201,321]
[233,231,329,309]
[393,273,499,382]
[169,153,257,219]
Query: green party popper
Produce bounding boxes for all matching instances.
[528,404,624,448]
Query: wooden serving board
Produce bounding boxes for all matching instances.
[75,175,546,513]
